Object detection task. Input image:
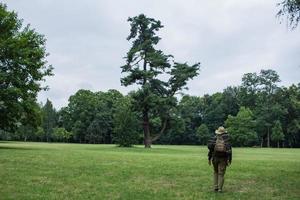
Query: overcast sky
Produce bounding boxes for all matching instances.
[4,0,300,108]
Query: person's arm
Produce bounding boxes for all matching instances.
[227,144,232,164]
[207,136,215,161]
[208,149,213,161]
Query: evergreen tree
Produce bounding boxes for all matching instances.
[113,96,140,147]
[121,14,200,148]
[271,121,284,147]
[41,99,57,142]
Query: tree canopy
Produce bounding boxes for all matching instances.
[0,3,53,131]
[277,0,300,29]
[225,107,258,147]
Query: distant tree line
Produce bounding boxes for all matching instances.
[1,69,299,148]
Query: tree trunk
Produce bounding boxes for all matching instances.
[142,55,151,148]
[260,137,263,147]
[143,109,151,148]
[267,127,270,148]
[277,141,279,148]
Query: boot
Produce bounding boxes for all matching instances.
[218,173,224,192]
[213,173,218,191]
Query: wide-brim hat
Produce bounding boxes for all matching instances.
[215,126,227,134]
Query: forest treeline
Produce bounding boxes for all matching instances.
[1,69,299,148]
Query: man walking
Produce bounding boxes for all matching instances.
[207,126,232,192]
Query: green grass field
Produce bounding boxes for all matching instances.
[0,142,299,200]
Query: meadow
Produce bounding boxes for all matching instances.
[0,142,299,200]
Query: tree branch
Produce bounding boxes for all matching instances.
[151,118,168,142]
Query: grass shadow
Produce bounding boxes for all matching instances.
[0,146,37,150]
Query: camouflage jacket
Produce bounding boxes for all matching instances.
[207,133,232,162]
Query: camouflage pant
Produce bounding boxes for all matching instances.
[212,156,227,191]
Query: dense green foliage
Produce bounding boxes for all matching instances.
[60,89,123,144]
[113,96,140,147]
[196,124,210,145]
[0,3,53,132]
[0,142,299,199]
[52,127,72,142]
[225,107,257,147]
[42,99,57,142]
[271,121,285,147]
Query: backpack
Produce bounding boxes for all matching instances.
[214,135,226,153]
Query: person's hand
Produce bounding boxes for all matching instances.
[208,160,212,166]
[227,160,231,166]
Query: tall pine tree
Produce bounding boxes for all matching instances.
[121,14,200,148]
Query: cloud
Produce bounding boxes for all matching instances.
[3,0,300,108]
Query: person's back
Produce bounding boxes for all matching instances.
[207,126,232,192]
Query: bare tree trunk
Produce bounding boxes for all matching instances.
[143,108,151,148]
[142,56,151,148]
[260,137,263,147]
[267,127,270,148]
[277,141,279,148]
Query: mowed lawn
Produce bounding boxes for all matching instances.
[0,142,299,200]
